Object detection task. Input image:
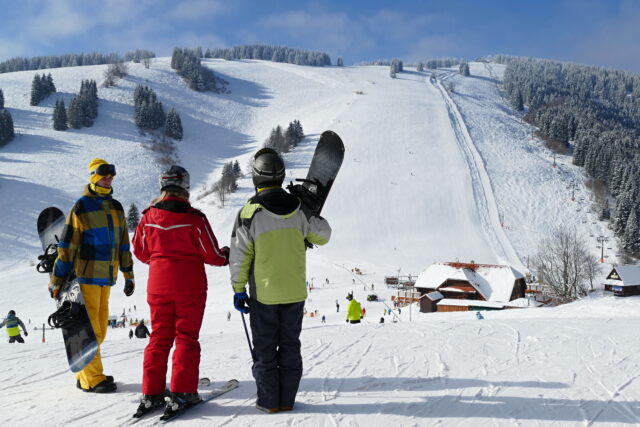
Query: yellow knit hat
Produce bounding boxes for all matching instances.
[88,158,108,184]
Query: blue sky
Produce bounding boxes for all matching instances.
[1,0,639,72]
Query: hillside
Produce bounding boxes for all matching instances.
[0,58,634,426]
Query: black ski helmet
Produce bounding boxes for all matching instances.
[252,148,285,189]
[160,165,190,194]
[8,310,15,316]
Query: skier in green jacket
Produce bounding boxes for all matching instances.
[345,293,362,324]
[230,148,331,414]
[0,310,28,343]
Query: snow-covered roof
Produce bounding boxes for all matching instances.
[425,291,444,300]
[438,287,471,293]
[505,298,542,308]
[415,262,524,302]
[437,299,505,309]
[606,265,640,286]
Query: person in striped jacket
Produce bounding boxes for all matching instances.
[49,158,135,393]
[132,165,229,415]
[0,310,28,343]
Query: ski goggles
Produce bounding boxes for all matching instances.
[91,163,116,177]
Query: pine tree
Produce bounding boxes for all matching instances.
[30,74,42,106]
[514,90,524,111]
[417,62,424,72]
[0,109,15,145]
[165,108,183,140]
[53,99,68,131]
[232,160,241,178]
[285,122,297,150]
[390,66,396,79]
[623,209,640,253]
[613,184,636,235]
[67,96,82,129]
[0,88,4,109]
[459,63,470,76]
[293,119,304,142]
[127,203,140,230]
[336,57,344,67]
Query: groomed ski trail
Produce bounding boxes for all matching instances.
[431,72,524,270]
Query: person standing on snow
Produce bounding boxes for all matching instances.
[132,166,229,416]
[0,310,28,343]
[135,319,150,338]
[346,293,362,324]
[48,158,134,393]
[230,148,331,414]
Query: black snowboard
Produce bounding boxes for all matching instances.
[37,207,98,373]
[287,130,345,217]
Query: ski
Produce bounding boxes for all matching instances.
[158,379,239,423]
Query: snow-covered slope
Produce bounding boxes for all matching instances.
[0,59,632,426]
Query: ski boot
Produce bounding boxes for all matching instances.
[133,391,169,418]
[160,392,202,421]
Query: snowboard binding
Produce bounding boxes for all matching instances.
[287,178,325,216]
[37,243,59,273]
[48,300,87,329]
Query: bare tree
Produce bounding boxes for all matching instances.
[534,227,600,301]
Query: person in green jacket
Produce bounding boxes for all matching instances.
[345,293,362,324]
[230,148,331,414]
[0,310,28,343]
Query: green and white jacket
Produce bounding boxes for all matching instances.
[230,187,331,305]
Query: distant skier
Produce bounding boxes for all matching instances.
[321,315,326,324]
[129,329,134,339]
[336,302,340,312]
[132,165,229,417]
[135,320,150,338]
[227,311,231,321]
[379,317,384,324]
[476,312,484,320]
[0,310,28,343]
[229,148,331,413]
[48,158,134,393]
[346,293,362,324]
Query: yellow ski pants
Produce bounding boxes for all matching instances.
[76,284,111,389]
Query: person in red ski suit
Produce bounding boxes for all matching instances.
[132,166,229,413]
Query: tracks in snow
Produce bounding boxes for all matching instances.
[431,72,523,269]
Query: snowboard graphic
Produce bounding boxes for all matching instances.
[36,207,98,373]
[287,130,345,217]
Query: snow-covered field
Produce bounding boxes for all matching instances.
[0,58,635,426]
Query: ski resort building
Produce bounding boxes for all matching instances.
[603,265,640,297]
[411,262,528,313]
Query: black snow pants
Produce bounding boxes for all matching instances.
[8,335,24,343]
[249,299,305,409]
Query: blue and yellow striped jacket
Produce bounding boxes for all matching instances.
[0,314,26,337]
[51,185,134,288]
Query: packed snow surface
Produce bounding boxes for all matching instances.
[0,59,634,426]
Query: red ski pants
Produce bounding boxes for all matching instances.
[143,292,206,394]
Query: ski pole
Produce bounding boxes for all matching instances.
[241,312,256,362]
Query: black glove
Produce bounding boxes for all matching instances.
[24,331,28,336]
[233,292,250,313]
[124,279,135,297]
[222,246,230,266]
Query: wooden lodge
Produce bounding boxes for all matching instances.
[409,262,529,313]
[604,265,640,297]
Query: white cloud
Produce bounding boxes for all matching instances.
[27,0,94,40]
[568,0,640,71]
[167,0,225,21]
[0,38,28,60]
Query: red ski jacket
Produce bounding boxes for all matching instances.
[132,197,228,295]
